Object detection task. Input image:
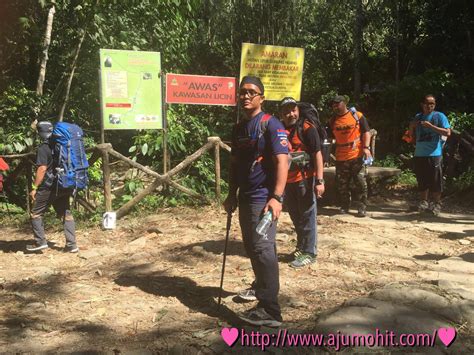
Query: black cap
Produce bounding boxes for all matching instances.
[330,95,347,104]
[280,97,298,108]
[240,76,264,95]
[37,121,53,140]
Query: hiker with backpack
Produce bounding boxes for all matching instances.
[329,95,372,217]
[27,120,88,253]
[223,76,288,327]
[279,97,325,268]
[407,94,451,216]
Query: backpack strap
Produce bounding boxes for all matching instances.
[259,113,272,138]
[349,107,360,125]
[250,113,272,172]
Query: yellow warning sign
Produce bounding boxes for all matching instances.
[240,43,304,101]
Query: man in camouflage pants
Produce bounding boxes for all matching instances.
[329,95,372,217]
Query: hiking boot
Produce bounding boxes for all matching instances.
[417,200,429,213]
[239,307,282,327]
[430,202,442,216]
[237,287,257,301]
[26,243,48,252]
[356,205,366,217]
[64,245,79,253]
[290,253,316,268]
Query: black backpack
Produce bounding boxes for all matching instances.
[293,102,330,162]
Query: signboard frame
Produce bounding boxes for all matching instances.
[99,48,164,130]
[165,73,237,106]
[239,42,305,101]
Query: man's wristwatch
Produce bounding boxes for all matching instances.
[363,146,371,150]
[271,193,284,203]
[316,179,325,186]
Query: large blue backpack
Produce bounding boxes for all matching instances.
[52,122,89,190]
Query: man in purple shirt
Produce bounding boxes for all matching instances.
[224,76,288,327]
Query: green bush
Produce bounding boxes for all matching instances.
[448,112,474,132]
[452,167,474,191]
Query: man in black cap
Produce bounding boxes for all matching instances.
[224,76,288,327]
[280,97,324,268]
[329,95,371,217]
[27,121,78,253]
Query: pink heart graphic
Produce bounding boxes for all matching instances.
[221,327,239,347]
[438,327,456,347]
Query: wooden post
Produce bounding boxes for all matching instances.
[26,160,32,215]
[163,129,168,174]
[212,138,221,201]
[102,151,112,212]
[370,129,377,160]
[98,68,112,212]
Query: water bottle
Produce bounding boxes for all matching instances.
[363,156,373,166]
[363,156,373,176]
[256,209,273,239]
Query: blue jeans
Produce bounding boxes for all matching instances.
[238,199,282,322]
[284,177,317,255]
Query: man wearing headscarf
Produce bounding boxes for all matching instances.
[224,76,288,327]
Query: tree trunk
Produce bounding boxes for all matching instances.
[58,29,87,121]
[353,0,363,99]
[36,5,55,96]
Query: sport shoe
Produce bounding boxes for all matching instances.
[293,249,302,258]
[239,307,282,327]
[429,202,442,216]
[237,287,257,301]
[418,200,429,213]
[65,245,79,253]
[356,205,366,217]
[290,253,316,268]
[340,207,349,214]
[26,243,48,252]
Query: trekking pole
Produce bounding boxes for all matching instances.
[217,211,233,308]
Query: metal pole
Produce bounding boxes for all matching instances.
[161,71,168,174]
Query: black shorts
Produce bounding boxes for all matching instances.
[414,156,443,192]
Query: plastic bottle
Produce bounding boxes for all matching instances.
[363,156,373,166]
[363,156,373,176]
[256,209,273,239]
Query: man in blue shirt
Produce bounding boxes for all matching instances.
[409,94,451,215]
[224,76,288,327]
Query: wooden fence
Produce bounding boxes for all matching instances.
[0,136,230,219]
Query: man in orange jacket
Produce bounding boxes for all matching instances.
[280,97,325,267]
[329,95,372,217]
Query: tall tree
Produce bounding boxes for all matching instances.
[36,2,55,95]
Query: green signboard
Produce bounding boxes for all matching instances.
[99,49,163,130]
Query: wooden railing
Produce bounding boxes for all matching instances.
[0,137,231,218]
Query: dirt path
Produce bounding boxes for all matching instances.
[0,195,473,353]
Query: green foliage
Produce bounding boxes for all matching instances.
[397,170,417,187]
[448,112,474,132]
[375,154,417,186]
[452,167,474,191]
[0,82,48,153]
[374,154,401,168]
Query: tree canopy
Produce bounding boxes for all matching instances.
[1,0,473,194]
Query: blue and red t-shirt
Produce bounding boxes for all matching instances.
[231,112,288,202]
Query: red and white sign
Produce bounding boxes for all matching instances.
[166,74,237,106]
